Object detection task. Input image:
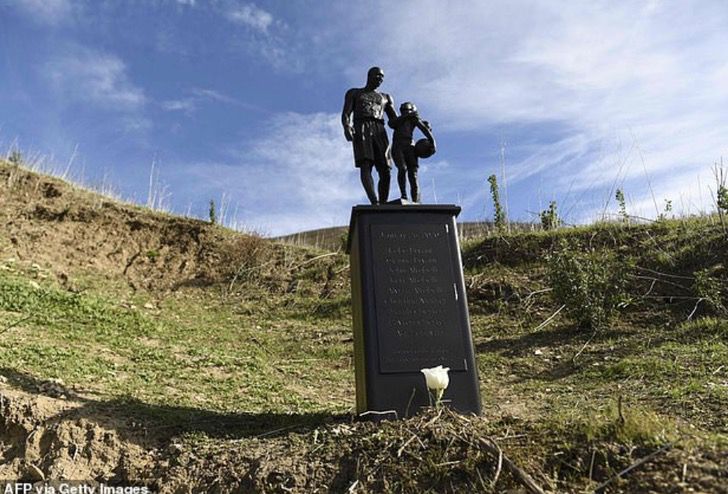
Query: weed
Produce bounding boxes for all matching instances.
[540,200,561,230]
[547,240,631,330]
[487,174,506,232]
[657,199,673,221]
[615,188,628,224]
[8,150,22,166]
[209,199,217,224]
[692,267,727,316]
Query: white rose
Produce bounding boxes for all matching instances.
[420,365,450,404]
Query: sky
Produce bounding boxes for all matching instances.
[1,0,727,236]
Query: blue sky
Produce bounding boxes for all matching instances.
[1,0,727,235]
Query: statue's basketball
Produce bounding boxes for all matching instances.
[414,139,435,159]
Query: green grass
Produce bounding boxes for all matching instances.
[0,263,353,416]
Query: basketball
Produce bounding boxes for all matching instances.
[414,139,435,159]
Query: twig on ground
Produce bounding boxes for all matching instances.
[572,329,598,363]
[490,439,504,489]
[593,444,672,493]
[632,275,690,292]
[635,266,694,280]
[533,304,566,332]
[0,314,32,335]
[478,438,546,494]
[687,298,704,320]
[359,410,398,419]
[294,252,338,270]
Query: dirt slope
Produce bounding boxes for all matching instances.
[0,161,292,292]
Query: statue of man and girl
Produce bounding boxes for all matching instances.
[342,67,436,205]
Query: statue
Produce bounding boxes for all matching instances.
[389,101,436,203]
[342,67,397,205]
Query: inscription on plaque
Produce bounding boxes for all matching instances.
[370,224,468,373]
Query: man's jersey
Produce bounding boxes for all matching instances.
[353,90,391,121]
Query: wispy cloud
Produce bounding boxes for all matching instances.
[180,112,359,235]
[45,46,146,110]
[11,0,75,25]
[225,3,274,33]
[161,87,265,114]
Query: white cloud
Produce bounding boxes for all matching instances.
[225,3,274,33]
[160,87,263,114]
[161,99,197,112]
[45,47,146,110]
[11,0,74,24]
[181,112,362,235]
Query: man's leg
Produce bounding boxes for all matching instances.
[359,162,378,204]
[397,166,407,199]
[377,164,391,204]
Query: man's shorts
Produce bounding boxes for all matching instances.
[352,120,391,169]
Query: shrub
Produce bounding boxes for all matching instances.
[208,199,217,224]
[693,267,727,316]
[547,240,631,330]
[487,174,506,232]
[615,188,628,223]
[540,200,561,230]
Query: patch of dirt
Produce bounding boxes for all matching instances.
[0,162,343,294]
[1,384,726,492]
[0,387,154,482]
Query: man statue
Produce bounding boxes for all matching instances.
[342,67,397,205]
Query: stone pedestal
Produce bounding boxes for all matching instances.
[347,205,481,418]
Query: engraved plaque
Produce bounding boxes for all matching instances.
[370,224,468,373]
[348,205,481,417]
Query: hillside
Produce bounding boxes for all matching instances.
[1,159,726,492]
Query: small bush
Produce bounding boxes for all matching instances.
[547,240,631,330]
[693,267,727,316]
[540,201,561,230]
[208,199,217,224]
[8,150,23,166]
[487,174,506,232]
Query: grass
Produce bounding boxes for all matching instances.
[1,158,727,490]
[0,260,353,416]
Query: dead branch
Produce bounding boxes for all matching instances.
[687,298,704,320]
[632,275,690,292]
[572,329,598,363]
[533,304,565,332]
[634,266,694,280]
[478,438,545,494]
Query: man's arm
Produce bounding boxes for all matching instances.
[342,89,356,142]
[384,94,397,127]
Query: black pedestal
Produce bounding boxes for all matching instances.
[347,205,481,418]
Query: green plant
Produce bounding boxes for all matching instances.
[693,267,726,316]
[657,199,673,221]
[487,174,506,232]
[540,200,561,230]
[547,240,631,330]
[615,188,628,223]
[8,150,22,165]
[209,199,217,224]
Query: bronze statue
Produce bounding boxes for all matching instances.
[389,102,436,203]
[342,67,397,205]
